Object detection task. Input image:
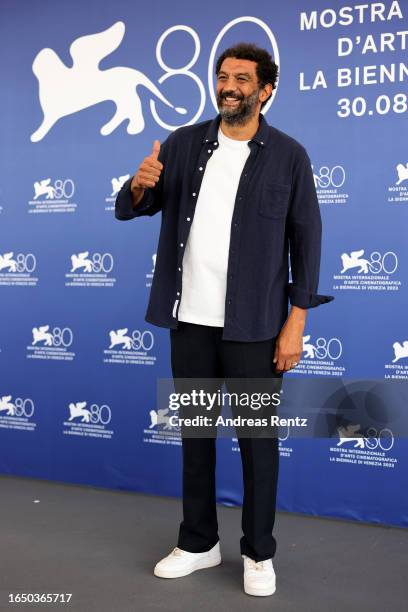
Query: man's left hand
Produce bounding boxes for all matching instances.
[273,307,306,372]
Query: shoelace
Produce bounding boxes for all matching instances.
[246,557,269,571]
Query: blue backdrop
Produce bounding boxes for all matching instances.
[1,0,407,527]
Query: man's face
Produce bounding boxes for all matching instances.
[216,57,263,125]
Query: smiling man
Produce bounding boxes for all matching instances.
[115,42,334,597]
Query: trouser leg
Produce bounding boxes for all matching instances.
[170,322,223,552]
[219,335,283,561]
[177,436,219,552]
[237,436,280,561]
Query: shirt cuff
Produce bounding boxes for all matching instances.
[287,283,335,309]
[115,177,154,219]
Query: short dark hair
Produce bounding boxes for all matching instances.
[215,42,279,109]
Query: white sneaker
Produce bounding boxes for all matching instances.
[154,542,222,578]
[242,554,276,596]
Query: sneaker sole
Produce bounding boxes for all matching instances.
[244,582,276,597]
[154,556,222,578]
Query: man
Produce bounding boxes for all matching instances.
[115,42,334,597]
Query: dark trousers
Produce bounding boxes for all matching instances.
[170,321,283,562]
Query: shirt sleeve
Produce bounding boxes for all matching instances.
[286,146,334,309]
[114,137,169,220]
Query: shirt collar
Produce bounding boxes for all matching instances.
[202,112,270,148]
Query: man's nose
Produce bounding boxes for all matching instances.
[222,77,239,90]
[222,88,240,98]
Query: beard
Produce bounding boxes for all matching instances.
[216,88,260,126]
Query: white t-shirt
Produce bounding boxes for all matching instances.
[177,126,251,326]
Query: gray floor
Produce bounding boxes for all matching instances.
[0,476,406,612]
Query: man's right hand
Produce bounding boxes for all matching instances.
[130,140,163,207]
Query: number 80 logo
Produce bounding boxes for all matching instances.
[150,17,280,130]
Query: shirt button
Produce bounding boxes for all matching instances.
[207,149,211,153]
[214,142,218,146]
[192,192,196,196]
[178,267,181,271]
[228,299,232,304]
[180,243,184,247]
[260,141,264,145]
[186,217,191,221]
[177,292,180,296]
[199,167,203,171]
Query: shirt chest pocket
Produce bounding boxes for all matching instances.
[258,183,291,219]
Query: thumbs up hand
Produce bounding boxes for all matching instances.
[132,140,164,191]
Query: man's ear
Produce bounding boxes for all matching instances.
[260,83,273,103]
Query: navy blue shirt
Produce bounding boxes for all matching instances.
[115,113,334,341]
